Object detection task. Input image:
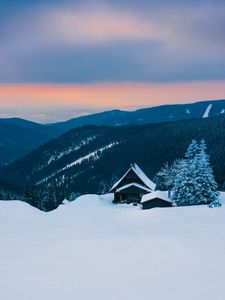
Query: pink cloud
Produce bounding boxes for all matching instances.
[4,3,224,50]
[37,7,156,46]
[0,81,225,109]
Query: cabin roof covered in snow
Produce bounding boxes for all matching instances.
[141,191,172,204]
[110,163,156,192]
[116,183,151,193]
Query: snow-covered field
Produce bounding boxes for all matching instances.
[1,193,225,300]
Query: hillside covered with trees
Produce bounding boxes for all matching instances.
[0,114,225,211]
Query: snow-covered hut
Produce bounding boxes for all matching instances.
[110,163,156,204]
[141,191,172,210]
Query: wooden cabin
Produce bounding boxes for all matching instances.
[141,191,172,210]
[110,163,156,204]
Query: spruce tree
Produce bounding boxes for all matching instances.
[185,139,200,160]
[156,159,183,194]
[172,140,200,206]
[195,140,218,204]
[172,140,219,206]
[172,159,197,206]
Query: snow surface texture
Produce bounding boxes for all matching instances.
[1,193,225,300]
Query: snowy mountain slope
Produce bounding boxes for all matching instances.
[1,114,225,196]
[0,126,127,189]
[203,104,213,118]
[1,99,225,166]
[50,99,225,131]
[0,194,225,300]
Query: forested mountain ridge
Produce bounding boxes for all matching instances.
[1,99,225,166]
[0,118,62,166]
[1,114,225,198]
[0,179,26,200]
[50,99,225,131]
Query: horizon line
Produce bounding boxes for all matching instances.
[1,98,225,124]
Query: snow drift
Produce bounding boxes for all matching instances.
[0,193,225,300]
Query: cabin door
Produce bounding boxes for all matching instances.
[127,195,139,203]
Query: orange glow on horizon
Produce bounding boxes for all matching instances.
[0,81,225,109]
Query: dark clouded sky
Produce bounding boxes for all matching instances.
[0,0,225,122]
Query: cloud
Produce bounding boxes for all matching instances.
[0,2,225,83]
[2,2,224,50]
[42,7,155,45]
[0,80,225,108]
[1,5,158,50]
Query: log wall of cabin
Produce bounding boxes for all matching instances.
[114,185,148,204]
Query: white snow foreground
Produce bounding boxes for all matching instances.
[1,194,225,300]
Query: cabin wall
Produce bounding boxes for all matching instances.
[114,186,149,204]
[142,198,172,210]
[113,192,143,204]
[113,192,122,203]
[120,193,141,203]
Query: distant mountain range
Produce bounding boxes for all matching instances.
[1,99,225,165]
[0,118,62,165]
[1,113,225,198]
[51,99,225,131]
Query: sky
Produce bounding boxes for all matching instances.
[0,0,225,122]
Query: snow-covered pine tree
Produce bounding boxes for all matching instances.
[156,159,183,194]
[172,140,200,206]
[69,192,80,202]
[40,189,62,211]
[185,139,200,160]
[194,140,219,204]
[172,140,219,206]
[172,158,197,206]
